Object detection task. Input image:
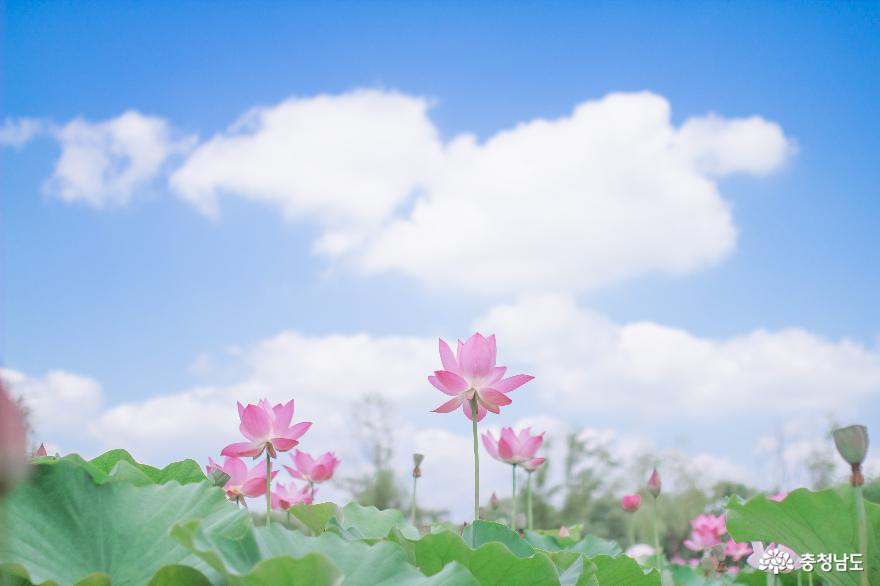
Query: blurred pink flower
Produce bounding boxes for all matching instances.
[522,457,545,472]
[270,480,312,509]
[222,399,312,459]
[0,383,29,495]
[429,334,533,421]
[284,449,340,484]
[647,468,661,497]
[683,513,727,551]
[558,525,571,538]
[207,456,277,501]
[725,539,752,561]
[482,427,544,466]
[34,443,48,457]
[621,494,642,513]
[768,492,788,502]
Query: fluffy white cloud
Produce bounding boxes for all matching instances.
[0,117,47,148]
[476,294,880,418]
[45,110,193,206]
[1,368,103,434]
[170,90,443,223]
[170,90,792,294]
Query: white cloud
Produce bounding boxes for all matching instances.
[1,368,103,434]
[45,110,193,207]
[475,294,880,418]
[170,90,442,223]
[0,117,48,148]
[170,90,792,294]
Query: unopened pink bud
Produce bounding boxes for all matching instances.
[647,468,661,497]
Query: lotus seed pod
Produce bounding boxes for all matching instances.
[832,425,868,466]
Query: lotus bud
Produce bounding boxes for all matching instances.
[647,468,661,498]
[0,384,29,497]
[412,453,424,478]
[559,525,571,538]
[621,493,642,513]
[489,491,499,510]
[34,443,48,457]
[832,425,868,486]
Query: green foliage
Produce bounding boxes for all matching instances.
[726,486,880,585]
[288,502,338,535]
[0,458,226,585]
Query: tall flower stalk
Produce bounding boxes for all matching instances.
[647,468,662,569]
[470,399,480,520]
[522,456,545,531]
[511,464,518,529]
[411,453,424,525]
[429,333,534,523]
[832,424,869,586]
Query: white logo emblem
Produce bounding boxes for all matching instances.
[759,547,796,574]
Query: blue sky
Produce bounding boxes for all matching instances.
[3,1,879,516]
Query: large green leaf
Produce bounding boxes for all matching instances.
[726,487,880,586]
[33,449,206,486]
[173,515,478,585]
[288,502,338,535]
[0,459,231,585]
[525,531,622,557]
[461,520,535,557]
[547,551,661,586]
[412,529,559,585]
[328,502,418,541]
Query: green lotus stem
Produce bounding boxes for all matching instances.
[470,398,480,523]
[511,464,518,530]
[855,483,868,586]
[797,570,802,586]
[652,495,661,569]
[266,456,272,526]
[411,475,418,525]
[807,569,813,585]
[527,471,533,531]
[309,481,315,502]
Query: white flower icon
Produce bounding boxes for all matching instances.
[759,547,796,574]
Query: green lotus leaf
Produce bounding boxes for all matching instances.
[0,459,233,585]
[726,486,880,586]
[412,529,558,585]
[173,515,477,585]
[461,520,535,557]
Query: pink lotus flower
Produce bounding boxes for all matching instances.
[284,450,340,484]
[207,456,277,501]
[522,457,545,472]
[768,492,788,502]
[0,384,29,496]
[559,525,571,538]
[482,427,544,465]
[270,480,312,509]
[683,513,727,551]
[429,334,534,421]
[34,443,48,457]
[725,539,752,562]
[621,494,642,513]
[222,399,311,459]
